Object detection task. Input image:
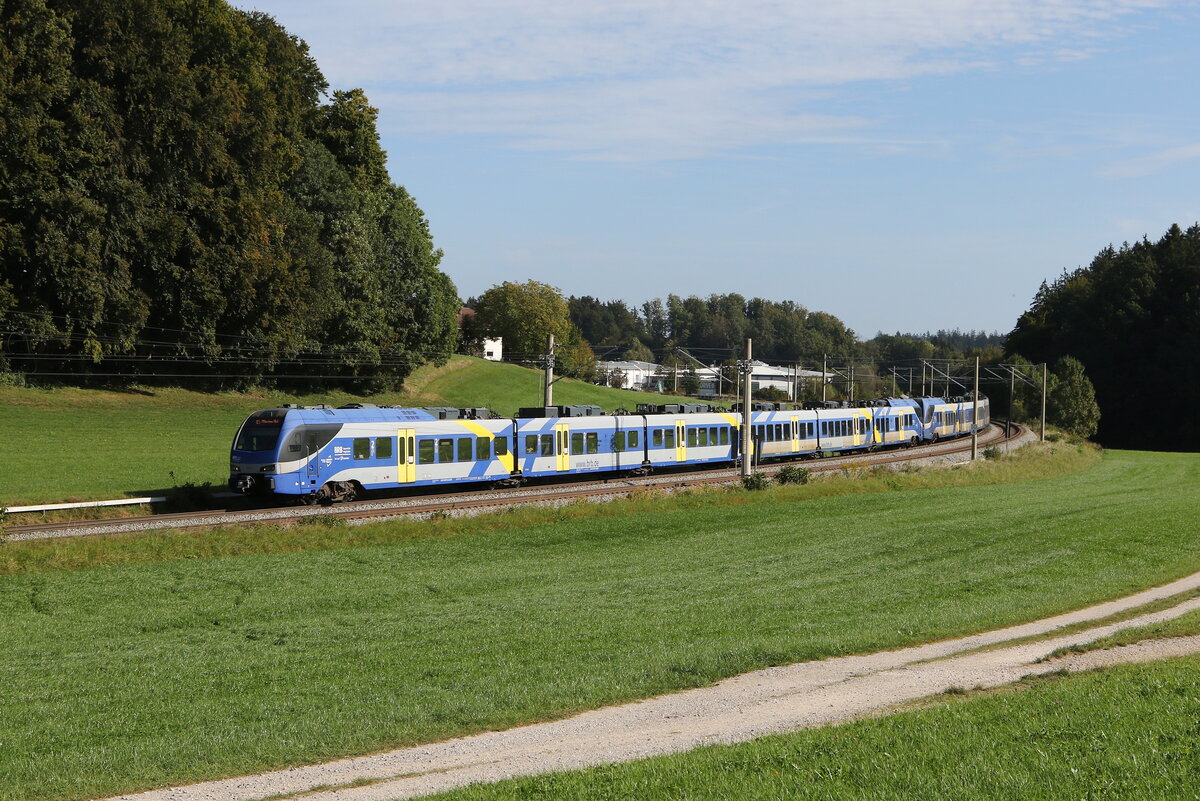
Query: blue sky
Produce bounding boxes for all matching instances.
[235,0,1200,338]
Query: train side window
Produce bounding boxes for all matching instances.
[494,438,508,456]
[418,439,435,464]
[457,438,471,462]
[614,431,626,452]
[476,437,490,460]
[438,438,454,462]
[287,432,303,454]
[571,433,584,455]
[541,434,554,456]
[709,426,718,443]
[687,427,697,447]
[777,424,785,440]
[353,438,371,460]
[720,427,729,445]
[586,432,599,454]
[377,437,393,459]
[629,431,639,448]
[665,429,675,448]
[525,434,538,454]
[653,429,664,447]
[698,428,708,446]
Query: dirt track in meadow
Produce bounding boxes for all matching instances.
[107,569,1200,801]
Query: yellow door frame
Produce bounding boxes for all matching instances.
[397,428,415,483]
[675,419,686,462]
[555,423,570,471]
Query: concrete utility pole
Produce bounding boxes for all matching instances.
[740,338,753,477]
[542,333,555,408]
[1007,366,1015,446]
[821,353,828,403]
[920,360,927,396]
[1040,362,1048,442]
[849,361,855,403]
[971,357,980,460]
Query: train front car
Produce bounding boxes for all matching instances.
[229,408,293,497]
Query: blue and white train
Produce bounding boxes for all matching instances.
[229,395,989,504]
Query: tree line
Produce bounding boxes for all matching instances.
[0,0,458,389]
[1006,224,1200,450]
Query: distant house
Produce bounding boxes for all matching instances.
[697,361,831,399]
[595,360,664,391]
[457,307,503,362]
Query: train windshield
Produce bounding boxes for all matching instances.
[234,410,287,452]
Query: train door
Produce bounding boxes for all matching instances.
[791,415,800,451]
[555,423,570,472]
[675,420,686,462]
[397,428,415,483]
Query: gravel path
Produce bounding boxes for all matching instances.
[106,569,1200,801]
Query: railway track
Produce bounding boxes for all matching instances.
[4,423,1022,542]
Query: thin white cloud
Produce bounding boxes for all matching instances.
[237,0,1174,159]
[1102,142,1200,177]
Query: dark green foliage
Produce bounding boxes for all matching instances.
[1007,224,1200,449]
[0,0,457,389]
[566,293,859,365]
[775,465,811,485]
[473,280,573,358]
[1048,356,1101,438]
[741,472,770,490]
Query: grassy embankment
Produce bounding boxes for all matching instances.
[0,356,689,506]
[1,447,1199,800]
[433,656,1200,801]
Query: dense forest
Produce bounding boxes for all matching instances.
[565,293,1001,367]
[0,0,458,389]
[1007,224,1200,450]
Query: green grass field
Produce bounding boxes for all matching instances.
[433,655,1200,800]
[0,357,690,505]
[1,448,1198,800]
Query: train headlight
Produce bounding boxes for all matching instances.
[231,465,241,473]
[260,464,276,473]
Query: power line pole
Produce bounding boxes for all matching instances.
[920,360,926,396]
[1007,365,1015,445]
[542,333,555,408]
[740,338,753,478]
[971,356,979,460]
[849,361,855,403]
[821,353,827,403]
[1040,362,1048,442]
